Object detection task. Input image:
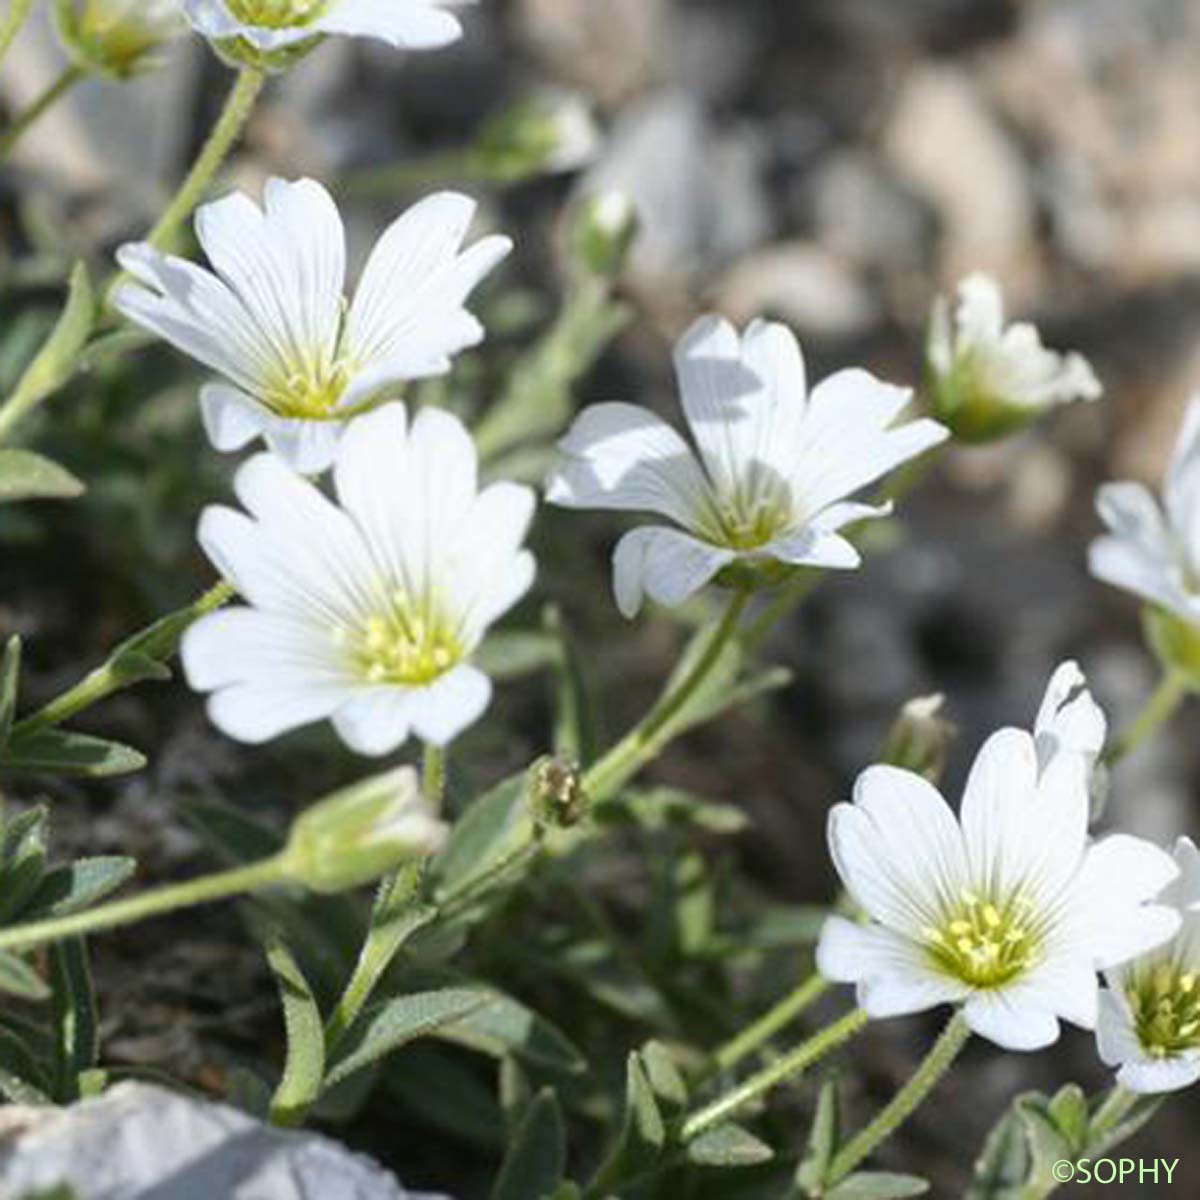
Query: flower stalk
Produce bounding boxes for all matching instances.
[0,63,88,162]
[1101,672,1188,766]
[707,973,831,1077]
[680,1007,869,1142]
[0,0,35,70]
[825,1010,971,1185]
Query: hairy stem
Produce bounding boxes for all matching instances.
[0,64,87,162]
[826,1010,971,1185]
[680,1007,869,1142]
[708,973,830,1077]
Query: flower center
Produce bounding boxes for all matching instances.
[226,0,328,29]
[1127,963,1200,1059]
[923,888,1041,989]
[339,591,463,687]
[263,358,352,420]
[716,499,792,551]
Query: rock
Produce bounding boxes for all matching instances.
[715,241,879,338]
[883,65,1037,293]
[0,1083,449,1200]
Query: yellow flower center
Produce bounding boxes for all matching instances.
[923,888,1041,989]
[338,591,463,687]
[1126,963,1200,1059]
[262,359,352,420]
[226,0,328,29]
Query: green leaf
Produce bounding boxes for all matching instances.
[597,786,748,836]
[1,636,21,750]
[491,1089,566,1200]
[262,928,325,1126]
[26,856,136,918]
[0,450,84,503]
[826,1172,930,1199]
[0,1066,52,1106]
[50,938,97,1102]
[1016,1093,1074,1186]
[686,1123,773,1168]
[324,988,487,1089]
[1085,1092,1163,1158]
[588,1053,665,1193]
[431,772,534,903]
[965,1105,1029,1200]
[1,727,145,777]
[0,805,49,923]
[1046,1084,1089,1151]
[0,262,94,431]
[796,1078,841,1192]
[0,949,48,1000]
[640,1040,687,1112]
[384,1045,506,1150]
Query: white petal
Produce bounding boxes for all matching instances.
[955,273,1005,347]
[1019,956,1099,1030]
[407,664,493,745]
[810,499,893,534]
[1095,481,1171,555]
[964,989,1061,1051]
[332,689,415,757]
[1096,988,1143,1068]
[314,0,463,48]
[1118,1053,1200,1095]
[547,402,715,530]
[827,766,967,938]
[817,916,968,1018]
[260,415,344,474]
[610,526,733,618]
[1033,660,1106,774]
[1088,533,1189,617]
[760,527,861,569]
[344,192,509,372]
[207,680,349,745]
[194,178,345,381]
[200,384,268,453]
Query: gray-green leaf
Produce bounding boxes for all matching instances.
[0,449,84,503]
[0,728,145,777]
[826,1171,931,1199]
[491,1089,566,1200]
[686,1123,773,1168]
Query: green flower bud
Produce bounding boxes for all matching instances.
[1142,605,1200,690]
[924,273,1101,444]
[54,0,186,78]
[527,755,588,831]
[881,693,957,783]
[282,767,447,894]
[475,92,600,184]
[572,189,639,279]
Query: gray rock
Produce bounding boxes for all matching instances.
[0,1083,449,1200]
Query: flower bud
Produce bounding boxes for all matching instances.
[527,756,589,831]
[1142,605,1200,690]
[881,693,957,783]
[924,273,1101,444]
[475,92,600,183]
[281,767,448,894]
[571,189,639,279]
[54,0,186,78]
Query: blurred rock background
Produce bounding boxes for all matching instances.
[2,0,1199,1196]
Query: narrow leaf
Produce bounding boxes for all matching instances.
[588,1053,665,1192]
[26,856,136,919]
[0,449,84,503]
[324,989,487,1088]
[826,1172,930,1199]
[263,929,325,1126]
[686,1123,773,1168]
[0,635,20,749]
[0,948,48,1000]
[50,938,97,1101]
[1,727,145,778]
[491,1089,566,1200]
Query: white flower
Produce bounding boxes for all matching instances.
[114,178,510,474]
[1089,396,1200,630]
[58,0,187,74]
[817,688,1180,1051]
[1097,838,1200,1093]
[181,402,536,754]
[926,272,1102,441]
[546,316,948,617]
[182,0,470,53]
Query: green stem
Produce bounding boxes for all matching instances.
[1087,1084,1142,1147]
[1102,673,1188,766]
[826,1010,971,1185]
[13,580,236,735]
[423,744,446,811]
[146,66,265,250]
[709,973,830,1077]
[584,590,751,803]
[0,0,35,70]
[0,64,87,162]
[0,855,288,953]
[680,1007,869,1142]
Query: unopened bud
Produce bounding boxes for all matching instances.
[572,190,639,279]
[528,756,588,831]
[54,0,186,77]
[282,767,448,894]
[475,92,601,183]
[882,694,956,783]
